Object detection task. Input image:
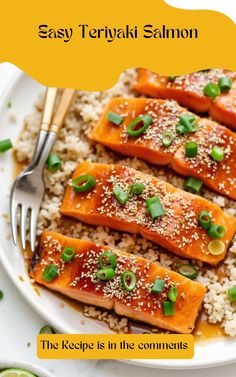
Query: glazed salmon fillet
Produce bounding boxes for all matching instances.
[89,98,236,200]
[134,68,236,129]
[30,231,206,333]
[61,162,236,265]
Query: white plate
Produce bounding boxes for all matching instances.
[0,68,235,369]
[0,359,55,377]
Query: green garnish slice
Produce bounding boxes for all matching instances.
[98,251,117,269]
[151,278,165,294]
[72,174,96,193]
[106,111,124,126]
[127,115,152,137]
[61,246,76,262]
[121,270,137,291]
[146,196,166,220]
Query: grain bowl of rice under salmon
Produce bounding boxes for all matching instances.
[1,67,236,368]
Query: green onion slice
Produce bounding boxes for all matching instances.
[130,183,145,195]
[151,278,165,294]
[146,195,166,220]
[161,131,174,147]
[121,270,137,291]
[203,83,221,98]
[42,264,58,282]
[208,240,225,255]
[198,211,212,230]
[185,141,198,158]
[208,225,225,239]
[228,287,236,303]
[61,246,76,262]
[106,111,124,126]
[178,264,198,279]
[176,123,186,135]
[46,153,61,173]
[39,325,55,334]
[127,115,152,137]
[168,286,178,302]
[184,176,203,193]
[113,186,129,205]
[98,251,117,270]
[179,113,196,127]
[218,76,232,92]
[176,114,198,135]
[162,301,174,316]
[210,146,224,162]
[0,138,13,154]
[96,268,116,281]
[0,290,3,300]
[72,174,96,193]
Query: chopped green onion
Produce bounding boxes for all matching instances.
[39,325,55,334]
[106,111,123,126]
[46,154,62,173]
[151,278,165,294]
[161,131,174,147]
[228,287,236,303]
[210,146,224,162]
[208,240,225,255]
[127,115,152,137]
[72,174,96,193]
[176,123,186,135]
[179,113,196,127]
[121,270,137,291]
[185,141,198,158]
[42,264,58,282]
[7,101,12,108]
[208,225,225,239]
[178,264,198,280]
[113,186,129,205]
[176,114,198,135]
[146,195,166,220]
[130,183,145,195]
[168,76,176,81]
[168,286,178,302]
[0,290,3,300]
[61,246,76,262]
[218,76,232,92]
[203,83,220,98]
[98,251,117,270]
[198,211,212,230]
[184,177,203,193]
[162,301,174,316]
[96,268,115,281]
[0,139,13,154]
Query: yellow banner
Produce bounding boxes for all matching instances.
[0,0,235,90]
[37,334,194,359]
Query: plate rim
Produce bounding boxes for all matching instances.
[0,68,236,369]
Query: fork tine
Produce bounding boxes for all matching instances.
[10,199,19,246]
[20,205,28,250]
[30,208,39,252]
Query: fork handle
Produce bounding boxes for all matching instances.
[34,89,75,172]
[50,89,75,133]
[41,87,58,132]
[29,87,58,168]
[36,131,57,172]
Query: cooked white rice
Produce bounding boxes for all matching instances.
[15,69,236,336]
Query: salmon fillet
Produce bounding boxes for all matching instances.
[30,231,206,334]
[134,68,236,129]
[61,162,236,265]
[89,98,236,200]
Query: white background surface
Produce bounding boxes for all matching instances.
[0,2,236,374]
